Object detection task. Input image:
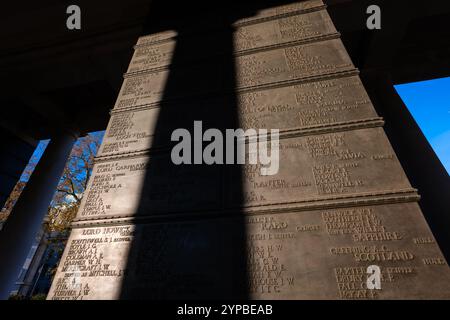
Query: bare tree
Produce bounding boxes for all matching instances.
[47,132,103,232]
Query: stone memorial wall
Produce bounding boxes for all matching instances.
[48,0,450,299]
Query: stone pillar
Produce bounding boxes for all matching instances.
[47,0,450,300]
[0,131,77,299]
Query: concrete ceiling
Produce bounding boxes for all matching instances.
[0,0,449,141]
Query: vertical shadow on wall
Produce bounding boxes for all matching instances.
[119,0,295,299]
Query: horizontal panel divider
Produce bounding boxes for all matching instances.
[113,69,360,112]
[94,117,385,162]
[132,3,328,48]
[71,188,420,227]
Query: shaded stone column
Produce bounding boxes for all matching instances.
[361,70,450,260]
[0,131,77,299]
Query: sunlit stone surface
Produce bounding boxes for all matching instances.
[48,0,450,300]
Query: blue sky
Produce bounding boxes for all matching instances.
[395,77,450,175]
[19,140,49,182]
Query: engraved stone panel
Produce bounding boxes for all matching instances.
[133,1,325,48]
[47,225,133,300]
[127,41,176,74]
[233,9,337,51]
[116,39,353,109]
[48,203,450,300]
[101,75,377,157]
[243,203,450,299]
[235,38,354,88]
[227,127,412,208]
[115,61,224,109]
[100,102,219,156]
[128,9,337,74]
[114,71,169,109]
[76,155,222,220]
[100,99,231,156]
[136,30,178,47]
[237,75,377,130]
[92,127,411,220]
[235,0,325,25]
